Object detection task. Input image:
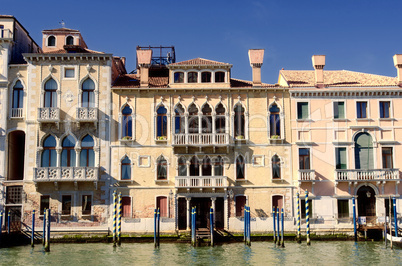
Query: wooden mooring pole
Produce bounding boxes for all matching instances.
[31,210,35,247]
[273,207,276,244]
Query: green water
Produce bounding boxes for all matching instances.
[0,241,401,265]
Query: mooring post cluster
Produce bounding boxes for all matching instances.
[352,197,357,241]
[118,192,122,246]
[296,192,301,243]
[272,207,276,244]
[153,207,160,248]
[305,190,310,245]
[112,191,117,247]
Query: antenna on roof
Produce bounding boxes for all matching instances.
[59,20,65,28]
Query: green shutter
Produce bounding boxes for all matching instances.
[354,133,373,170]
[298,102,309,119]
[336,147,347,169]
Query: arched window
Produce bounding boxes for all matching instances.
[121,156,131,180]
[178,157,187,176]
[157,156,167,180]
[66,36,74,45]
[82,79,95,108]
[354,132,373,170]
[236,155,245,180]
[174,104,185,134]
[174,72,184,83]
[41,135,56,167]
[201,72,211,83]
[44,79,57,107]
[156,105,167,138]
[80,135,94,167]
[215,103,226,133]
[190,156,199,176]
[213,156,224,176]
[272,155,281,179]
[215,71,225,83]
[269,103,280,137]
[61,135,76,167]
[202,156,212,176]
[121,105,132,138]
[234,104,245,138]
[188,72,198,83]
[12,80,24,109]
[188,103,199,134]
[201,104,212,133]
[47,36,56,46]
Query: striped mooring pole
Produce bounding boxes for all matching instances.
[210,207,214,246]
[44,209,50,252]
[296,193,301,243]
[42,209,46,246]
[273,207,276,244]
[117,192,122,246]
[112,191,117,247]
[352,197,357,241]
[281,208,285,248]
[31,210,35,247]
[306,190,310,245]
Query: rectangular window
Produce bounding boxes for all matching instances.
[235,196,246,217]
[335,147,347,169]
[62,195,72,215]
[356,101,367,118]
[300,199,313,219]
[337,199,349,218]
[333,102,345,119]
[122,196,131,217]
[6,186,22,204]
[299,148,310,170]
[382,147,393,169]
[380,101,390,118]
[40,195,50,215]
[297,102,309,120]
[82,195,92,215]
[64,68,75,78]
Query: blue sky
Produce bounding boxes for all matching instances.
[3,0,402,83]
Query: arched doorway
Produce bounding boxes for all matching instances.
[7,130,25,180]
[357,186,376,217]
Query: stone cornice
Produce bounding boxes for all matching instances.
[23,53,113,62]
[290,88,402,98]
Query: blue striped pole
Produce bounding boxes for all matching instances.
[117,193,122,246]
[245,206,249,246]
[154,209,157,248]
[210,207,214,246]
[7,210,10,234]
[276,207,280,246]
[42,209,46,246]
[281,208,284,247]
[44,209,50,252]
[352,197,357,241]
[31,210,35,247]
[112,191,117,247]
[247,206,251,246]
[191,207,194,246]
[0,211,3,241]
[157,208,160,247]
[244,206,247,243]
[297,193,301,243]
[273,207,276,243]
[393,197,398,236]
[306,190,310,245]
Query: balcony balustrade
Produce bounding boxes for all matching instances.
[37,107,60,122]
[76,107,98,122]
[298,169,316,181]
[175,176,228,189]
[0,29,13,39]
[11,108,23,118]
[335,169,400,181]
[34,167,99,182]
[173,133,229,146]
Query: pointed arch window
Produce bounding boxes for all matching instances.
[190,156,200,176]
[121,156,131,180]
[215,103,226,133]
[41,135,57,167]
[269,103,280,137]
[214,156,224,176]
[12,80,24,109]
[80,135,94,167]
[178,157,187,176]
[44,78,57,107]
[174,104,185,134]
[202,156,212,176]
[236,155,245,180]
[82,79,95,108]
[201,104,212,133]
[157,156,167,180]
[156,105,167,138]
[188,103,199,134]
[272,155,281,179]
[234,104,245,137]
[61,135,76,167]
[121,105,133,138]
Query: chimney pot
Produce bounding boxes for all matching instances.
[312,55,325,88]
[248,49,264,87]
[137,49,152,88]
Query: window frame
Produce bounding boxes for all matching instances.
[379,100,391,119]
[297,101,309,120]
[235,155,246,180]
[40,195,50,216]
[337,199,349,219]
[174,72,184,83]
[80,135,95,167]
[120,156,132,180]
[47,35,56,47]
[156,156,168,181]
[299,148,310,170]
[356,101,368,119]
[61,195,72,216]
[235,195,247,217]
[271,155,281,179]
[335,147,347,170]
[187,72,198,83]
[234,103,245,138]
[81,78,95,108]
[156,105,168,138]
[201,71,211,83]
[333,101,345,120]
[120,104,133,140]
[215,71,225,83]
[41,135,57,167]
[382,147,394,169]
[43,78,58,108]
[82,194,92,215]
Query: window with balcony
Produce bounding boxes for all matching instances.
[234,104,245,138]
[297,102,309,120]
[40,195,50,215]
[269,103,280,137]
[382,147,393,169]
[122,196,131,217]
[299,148,310,170]
[188,103,199,134]
[157,196,168,217]
[12,80,23,117]
[380,101,390,119]
[235,195,246,217]
[82,79,95,108]
[215,103,226,133]
[62,195,72,215]
[215,71,225,83]
[157,156,167,180]
[178,157,187,176]
[121,156,131,180]
[201,104,212,133]
[80,135,94,167]
[174,72,184,83]
[337,199,349,218]
[354,132,373,170]
[202,156,212,176]
[335,147,347,169]
[156,105,167,139]
[190,156,200,176]
[188,72,198,83]
[214,156,224,176]
[236,155,245,180]
[41,135,57,167]
[47,36,56,46]
[82,195,92,215]
[66,36,74,45]
[333,101,345,119]
[356,101,367,119]
[272,155,281,179]
[201,71,211,83]
[61,135,76,167]
[174,104,185,134]
[44,79,57,107]
[121,105,133,139]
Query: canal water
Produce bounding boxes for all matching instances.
[1,241,401,265]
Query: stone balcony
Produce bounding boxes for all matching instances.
[175,176,228,190]
[298,169,316,182]
[37,107,60,123]
[76,107,98,126]
[0,29,13,40]
[335,169,400,182]
[11,108,23,118]
[172,133,229,146]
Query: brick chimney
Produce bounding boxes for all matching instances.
[312,55,325,88]
[248,49,264,87]
[137,49,152,88]
[393,54,402,87]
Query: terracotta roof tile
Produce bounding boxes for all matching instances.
[112,75,169,88]
[281,70,398,87]
[169,58,231,66]
[230,78,275,88]
[42,28,80,33]
[43,48,104,54]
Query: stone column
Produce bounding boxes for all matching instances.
[224,194,228,230]
[186,197,191,230]
[211,197,216,224]
[75,147,81,167]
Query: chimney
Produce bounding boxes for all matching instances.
[312,55,325,88]
[137,49,152,88]
[248,49,264,87]
[393,54,402,87]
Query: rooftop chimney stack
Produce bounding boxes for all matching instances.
[137,49,152,88]
[393,54,402,87]
[248,49,264,87]
[312,55,325,88]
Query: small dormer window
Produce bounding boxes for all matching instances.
[48,36,56,47]
[188,72,198,83]
[174,72,184,83]
[66,36,74,45]
[201,72,211,83]
[215,71,225,83]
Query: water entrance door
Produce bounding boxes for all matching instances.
[357,186,376,218]
[191,198,211,228]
